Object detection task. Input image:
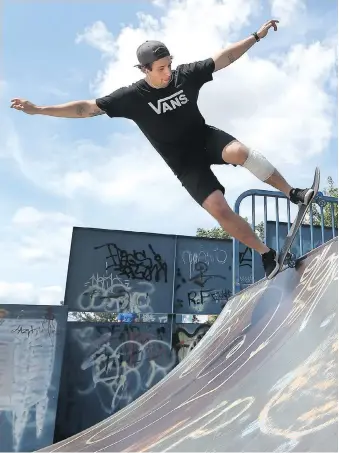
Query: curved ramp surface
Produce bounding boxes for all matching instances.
[41,238,338,452]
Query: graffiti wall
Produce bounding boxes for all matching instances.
[64,227,175,314]
[64,227,255,316]
[0,304,67,452]
[54,321,175,442]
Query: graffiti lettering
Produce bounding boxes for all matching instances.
[140,314,168,323]
[188,288,232,310]
[182,247,228,279]
[211,289,232,303]
[12,324,41,338]
[188,290,210,308]
[76,330,176,413]
[190,262,226,288]
[78,274,155,313]
[240,276,252,284]
[239,246,252,268]
[11,319,57,340]
[175,267,187,291]
[94,243,168,282]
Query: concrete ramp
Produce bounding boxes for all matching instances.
[41,237,338,452]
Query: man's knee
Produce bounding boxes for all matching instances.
[222,142,275,182]
[242,149,275,181]
[222,140,249,165]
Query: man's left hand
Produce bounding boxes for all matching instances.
[257,19,279,39]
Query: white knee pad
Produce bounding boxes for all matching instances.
[242,149,275,181]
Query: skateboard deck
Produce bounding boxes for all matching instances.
[274,167,326,276]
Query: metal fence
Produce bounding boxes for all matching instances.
[232,189,338,294]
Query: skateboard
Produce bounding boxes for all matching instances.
[275,167,326,275]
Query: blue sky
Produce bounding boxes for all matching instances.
[1,0,337,304]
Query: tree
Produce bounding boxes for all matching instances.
[255,221,265,241]
[197,217,264,241]
[207,315,218,325]
[69,311,118,322]
[306,176,338,229]
[196,226,232,239]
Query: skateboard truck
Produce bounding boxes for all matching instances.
[283,251,296,268]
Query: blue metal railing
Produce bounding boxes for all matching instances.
[232,189,338,294]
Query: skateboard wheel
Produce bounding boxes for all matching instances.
[283,252,292,266]
[286,253,296,268]
[288,258,296,268]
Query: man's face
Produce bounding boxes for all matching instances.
[148,56,172,87]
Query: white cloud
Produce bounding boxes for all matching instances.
[152,0,167,8]
[269,0,305,26]
[75,20,116,56]
[81,0,261,96]
[0,282,64,305]
[10,206,78,265]
[0,206,78,305]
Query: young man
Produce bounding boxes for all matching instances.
[10,19,314,280]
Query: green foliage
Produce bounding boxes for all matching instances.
[307,176,338,228]
[254,221,265,241]
[70,311,118,322]
[196,216,264,241]
[206,315,218,325]
[196,226,232,239]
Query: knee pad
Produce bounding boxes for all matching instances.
[242,149,275,181]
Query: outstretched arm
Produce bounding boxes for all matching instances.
[212,19,279,72]
[10,98,105,118]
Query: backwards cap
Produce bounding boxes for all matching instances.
[136,40,170,66]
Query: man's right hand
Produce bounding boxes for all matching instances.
[10,98,39,115]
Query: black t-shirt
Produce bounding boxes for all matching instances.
[96,58,215,174]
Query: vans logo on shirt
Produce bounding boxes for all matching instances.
[148,90,189,114]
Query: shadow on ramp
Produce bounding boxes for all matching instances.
[40,238,338,452]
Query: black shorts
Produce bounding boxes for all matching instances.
[178,125,237,206]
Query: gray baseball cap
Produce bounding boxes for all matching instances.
[136,40,170,66]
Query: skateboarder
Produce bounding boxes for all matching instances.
[10,19,314,279]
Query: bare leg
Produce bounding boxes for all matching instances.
[202,191,270,254]
[264,169,293,197]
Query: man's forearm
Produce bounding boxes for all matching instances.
[213,34,257,70]
[225,35,257,64]
[37,100,97,118]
